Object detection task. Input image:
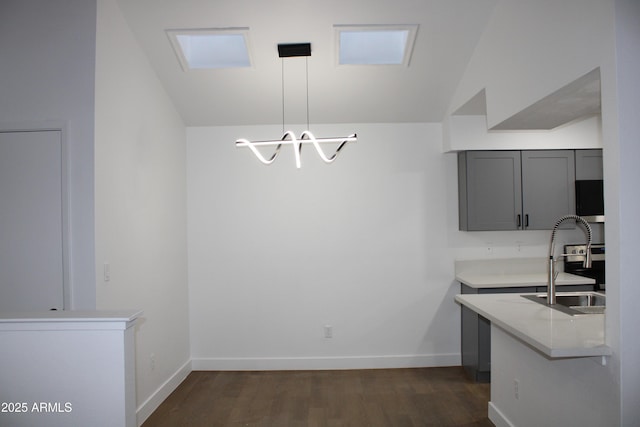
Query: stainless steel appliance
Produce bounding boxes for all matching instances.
[575,180,604,223]
[564,244,605,291]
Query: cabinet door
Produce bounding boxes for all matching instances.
[575,149,603,180]
[459,151,522,230]
[521,150,575,230]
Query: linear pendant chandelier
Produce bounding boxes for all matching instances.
[235,43,357,169]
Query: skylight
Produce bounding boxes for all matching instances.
[335,25,418,66]
[167,28,251,70]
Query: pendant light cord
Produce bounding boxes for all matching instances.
[282,56,310,132]
[305,56,310,131]
[281,58,285,134]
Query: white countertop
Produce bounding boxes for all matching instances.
[0,310,142,331]
[0,309,142,322]
[456,271,595,288]
[455,293,610,358]
[455,257,595,288]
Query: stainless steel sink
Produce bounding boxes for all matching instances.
[522,292,606,315]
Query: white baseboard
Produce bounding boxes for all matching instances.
[136,359,192,426]
[488,402,515,427]
[191,353,460,371]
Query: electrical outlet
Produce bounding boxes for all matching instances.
[324,325,333,339]
[514,379,520,400]
[150,353,156,371]
[485,242,494,255]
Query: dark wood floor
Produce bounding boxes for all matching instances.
[142,367,493,427]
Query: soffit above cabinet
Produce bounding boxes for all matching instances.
[491,68,601,130]
[451,68,601,131]
[453,89,487,116]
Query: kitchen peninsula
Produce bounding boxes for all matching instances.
[455,291,615,427]
[456,258,596,382]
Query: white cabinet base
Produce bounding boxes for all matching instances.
[489,325,617,427]
[0,311,141,427]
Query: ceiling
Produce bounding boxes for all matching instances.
[117,0,498,127]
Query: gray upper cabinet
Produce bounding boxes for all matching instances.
[459,151,522,230]
[521,150,576,230]
[459,150,576,231]
[575,149,603,180]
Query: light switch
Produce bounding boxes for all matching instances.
[103,262,111,282]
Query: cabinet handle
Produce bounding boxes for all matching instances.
[525,214,529,228]
[517,214,521,227]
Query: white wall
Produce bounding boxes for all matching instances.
[0,0,96,309]
[188,123,465,369]
[187,120,608,371]
[449,0,614,129]
[95,0,190,424]
[611,0,640,423]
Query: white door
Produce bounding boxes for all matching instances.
[0,130,65,311]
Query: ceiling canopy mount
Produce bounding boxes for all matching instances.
[277,43,311,58]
